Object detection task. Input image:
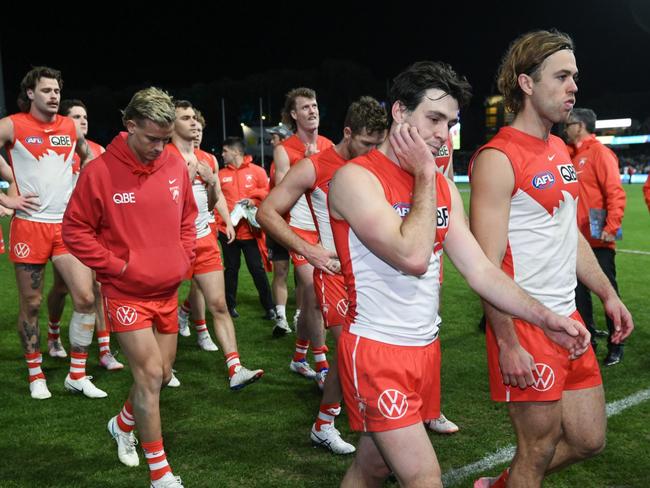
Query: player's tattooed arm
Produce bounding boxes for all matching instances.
[75,126,92,168]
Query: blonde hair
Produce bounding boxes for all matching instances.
[122,87,176,127]
[497,29,574,114]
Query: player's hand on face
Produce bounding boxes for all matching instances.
[389,122,436,176]
[498,343,535,389]
[604,296,634,344]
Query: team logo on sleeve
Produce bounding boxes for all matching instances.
[436,206,449,228]
[49,135,72,147]
[378,389,409,419]
[532,170,556,189]
[557,164,578,184]
[531,363,555,392]
[169,185,180,203]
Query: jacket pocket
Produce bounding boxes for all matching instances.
[119,245,189,297]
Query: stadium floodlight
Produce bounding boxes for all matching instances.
[595,118,632,129]
[596,134,650,145]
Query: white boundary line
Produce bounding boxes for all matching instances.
[618,249,650,256]
[442,387,650,486]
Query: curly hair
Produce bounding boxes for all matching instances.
[344,96,388,136]
[17,66,63,113]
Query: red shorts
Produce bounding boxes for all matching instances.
[190,233,223,276]
[338,330,441,432]
[486,310,602,402]
[104,294,179,334]
[289,226,319,267]
[9,218,69,264]
[313,269,348,329]
[208,221,217,235]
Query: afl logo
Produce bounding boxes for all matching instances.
[531,363,556,392]
[25,136,43,145]
[116,306,138,326]
[532,171,555,189]
[392,202,411,218]
[13,242,31,258]
[378,389,409,419]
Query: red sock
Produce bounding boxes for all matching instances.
[315,402,341,431]
[194,319,208,334]
[293,339,310,362]
[47,318,61,342]
[225,352,241,377]
[181,299,191,314]
[25,352,45,383]
[142,439,172,481]
[491,469,509,488]
[69,351,87,380]
[311,345,329,372]
[97,330,110,358]
[117,400,135,433]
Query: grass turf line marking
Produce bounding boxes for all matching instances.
[442,387,650,486]
[618,249,650,255]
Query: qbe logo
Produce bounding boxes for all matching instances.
[49,135,72,147]
[532,170,555,189]
[378,389,409,419]
[113,192,136,204]
[437,144,450,158]
[557,164,578,184]
[13,242,31,258]
[116,306,138,326]
[436,206,449,228]
[392,202,411,218]
[531,363,555,392]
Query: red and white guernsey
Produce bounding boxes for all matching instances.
[331,149,452,346]
[6,113,77,222]
[305,146,345,251]
[434,135,453,177]
[169,145,216,239]
[196,150,218,226]
[472,126,579,316]
[281,134,333,231]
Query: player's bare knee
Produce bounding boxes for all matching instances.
[208,297,228,316]
[72,291,95,312]
[137,362,165,392]
[574,433,606,459]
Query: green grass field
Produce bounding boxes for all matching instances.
[0,184,648,487]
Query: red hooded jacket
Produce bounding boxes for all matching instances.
[63,133,197,300]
